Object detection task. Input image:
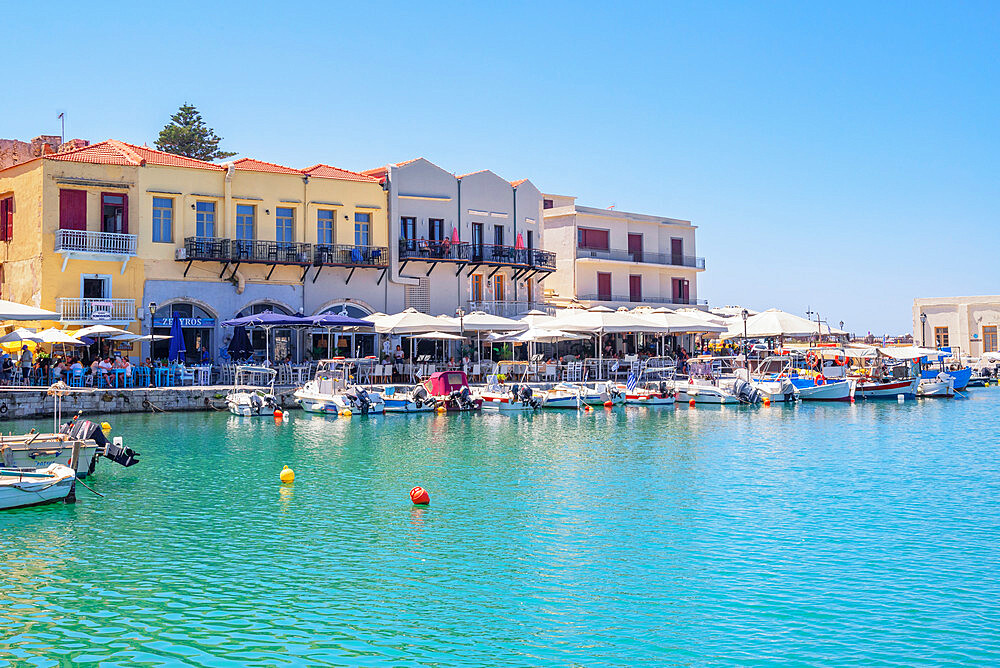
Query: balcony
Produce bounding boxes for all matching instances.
[398,240,556,275]
[179,237,314,280]
[466,301,555,317]
[54,229,137,273]
[314,244,388,268]
[576,246,706,270]
[578,294,708,306]
[59,298,136,324]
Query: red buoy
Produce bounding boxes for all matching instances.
[409,486,430,505]
[603,400,613,407]
[273,409,283,418]
[689,398,696,407]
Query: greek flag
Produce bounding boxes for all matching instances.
[626,371,638,392]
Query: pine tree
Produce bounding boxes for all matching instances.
[155,103,236,161]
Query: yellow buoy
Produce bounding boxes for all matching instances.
[279,465,294,483]
[340,408,352,417]
[436,405,447,413]
[100,421,112,434]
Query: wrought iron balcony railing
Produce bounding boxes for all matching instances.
[576,246,706,269]
[180,237,312,265]
[398,239,467,262]
[578,294,708,306]
[398,240,556,270]
[314,244,388,267]
[55,229,137,256]
[466,300,555,317]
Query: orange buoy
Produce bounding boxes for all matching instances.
[689,398,696,407]
[583,404,593,412]
[409,486,430,505]
[273,409,283,418]
[763,397,771,406]
[603,400,613,407]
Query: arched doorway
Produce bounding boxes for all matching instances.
[152,303,216,362]
[235,303,298,362]
[311,303,375,359]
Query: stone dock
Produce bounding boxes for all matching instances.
[0,386,300,421]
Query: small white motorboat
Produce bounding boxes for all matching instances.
[617,381,676,406]
[382,385,437,413]
[294,359,385,415]
[537,387,581,409]
[675,380,741,404]
[555,381,623,406]
[918,373,955,398]
[227,366,280,416]
[477,376,541,411]
[794,377,856,402]
[0,463,76,510]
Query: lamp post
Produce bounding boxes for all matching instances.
[147,302,157,360]
[741,308,749,357]
[920,312,927,347]
[455,306,466,363]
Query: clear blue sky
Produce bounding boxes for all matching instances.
[6,1,997,333]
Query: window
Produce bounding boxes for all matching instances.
[0,196,12,242]
[59,189,87,231]
[355,212,370,246]
[934,327,949,348]
[525,278,534,303]
[527,230,534,249]
[317,209,335,245]
[984,326,998,353]
[672,278,690,304]
[629,275,642,302]
[400,216,416,240]
[236,204,255,240]
[196,201,216,237]
[152,197,173,243]
[428,218,444,242]
[494,224,504,247]
[471,274,483,302]
[276,207,294,243]
[493,274,505,301]
[543,199,553,209]
[102,193,127,234]
[578,228,609,250]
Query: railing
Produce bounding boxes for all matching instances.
[398,239,468,262]
[315,244,388,267]
[576,246,706,269]
[180,237,312,265]
[55,229,137,256]
[398,240,556,270]
[466,301,556,317]
[578,294,708,306]
[59,298,136,322]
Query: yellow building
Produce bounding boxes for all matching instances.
[0,140,389,360]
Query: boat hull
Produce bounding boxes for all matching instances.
[795,379,855,402]
[675,385,740,404]
[622,393,675,406]
[921,367,970,390]
[1,437,98,478]
[0,464,76,510]
[918,379,955,398]
[854,378,919,400]
[478,393,538,411]
[294,390,385,414]
[382,397,435,413]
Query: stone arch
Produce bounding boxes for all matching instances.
[312,298,376,316]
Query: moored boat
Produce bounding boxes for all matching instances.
[617,381,676,405]
[477,377,541,411]
[555,381,623,406]
[0,463,76,510]
[381,385,436,413]
[918,373,955,398]
[294,360,385,415]
[227,366,280,416]
[421,371,482,411]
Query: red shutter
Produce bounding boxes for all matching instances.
[59,189,87,230]
[0,198,10,241]
[122,193,129,234]
[597,272,612,300]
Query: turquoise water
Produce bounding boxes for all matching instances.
[2,391,1000,666]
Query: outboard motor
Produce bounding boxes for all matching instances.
[733,378,763,404]
[411,384,429,408]
[519,384,539,409]
[658,381,670,398]
[354,387,372,415]
[249,393,264,414]
[65,419,140,468]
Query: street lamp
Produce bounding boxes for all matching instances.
[147,302,157,359]
[455,306,466,362]
[741,308,749,356]
[920,312,927,347]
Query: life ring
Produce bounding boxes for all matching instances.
[0,403,7,414]
[805,352,819,367]
[833,355,845,366]
[815,374,827,386]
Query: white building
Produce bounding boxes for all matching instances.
[541,194,705,309]
[912,296,1000,355]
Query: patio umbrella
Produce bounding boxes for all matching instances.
[227,326,254,362]
[36,328,85,345]
[366,308,461,335]
[168,311,186,362]
[441,311,527,363]
[515,232,525,249]
[309,313,374,359]
[720,308,843,340]
[408,331,468,365]
[494,327,586,365]
[0,327,43,344]
[451,227,459,244]
[222,312,311,362]
[74,324,132,338]
[553,306,667,374]
[0,299,58,321]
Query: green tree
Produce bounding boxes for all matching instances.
[155,103,236,161]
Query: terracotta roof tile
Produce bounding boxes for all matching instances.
[511,179,528,187]
[457,169,488,179]
[302,164,379,183]
[44,139,224,170]
[231,157,303,175]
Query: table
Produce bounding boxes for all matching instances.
[190,365,212,385]
[154,366,173,387]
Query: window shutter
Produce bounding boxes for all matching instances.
[59,189,87,230]
[0,198,8,241]
[5,198,11,241]
[122,193,129,234]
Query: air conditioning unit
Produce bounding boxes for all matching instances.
[175,248,187,260]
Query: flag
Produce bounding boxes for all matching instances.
[626,371,637,392]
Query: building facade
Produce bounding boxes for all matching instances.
[540,194,706,309]
[362,158,555,317]
[912,296,1000,355]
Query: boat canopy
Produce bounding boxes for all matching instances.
[423,371,469,395]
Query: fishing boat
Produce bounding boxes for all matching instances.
[477,376,541,411]
[793,377,856,401]
[227,366,280,416]
[537,386,582,409]
[420,371,481,411]
[746,357,798,403]
[381,385,436,413]
[918,373,956,398]
[0,463,76,510]
[675,380,741,404]
[617,380,676,405]
[555,381,623,406]
[294,359,385,415]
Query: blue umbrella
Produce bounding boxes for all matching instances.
[167,312,186,362]
[227,326,254,362]
[221,311,312,363]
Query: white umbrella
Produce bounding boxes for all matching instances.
[496,327,587,343]
[366,308,461,334]
[36,328,85,345]
[0,327,43,344]
[110,333,171,342]
[553,306,667,375]
[515,309,558,329]
[673,308,729,326]
[0,299,58,321]
[408,331,468,341]
[74,324,132,338]
[721,309,841,340]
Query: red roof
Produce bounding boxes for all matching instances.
[511,179,528,187]
[44,140,224,170]
[231,157,302,175]
[302,164,379,183]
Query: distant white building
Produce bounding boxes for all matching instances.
[912,296,1000,355]
[541,194,705,309]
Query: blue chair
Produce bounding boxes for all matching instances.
[134,366,150,387]
[176,365,195,386]
[69,368,85,388]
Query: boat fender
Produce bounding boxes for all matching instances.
[0,403,6,414]
[815,375,827,386]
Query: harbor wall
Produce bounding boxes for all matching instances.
[0,386,299,421]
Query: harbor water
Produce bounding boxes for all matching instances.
[2,391,1000,666]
